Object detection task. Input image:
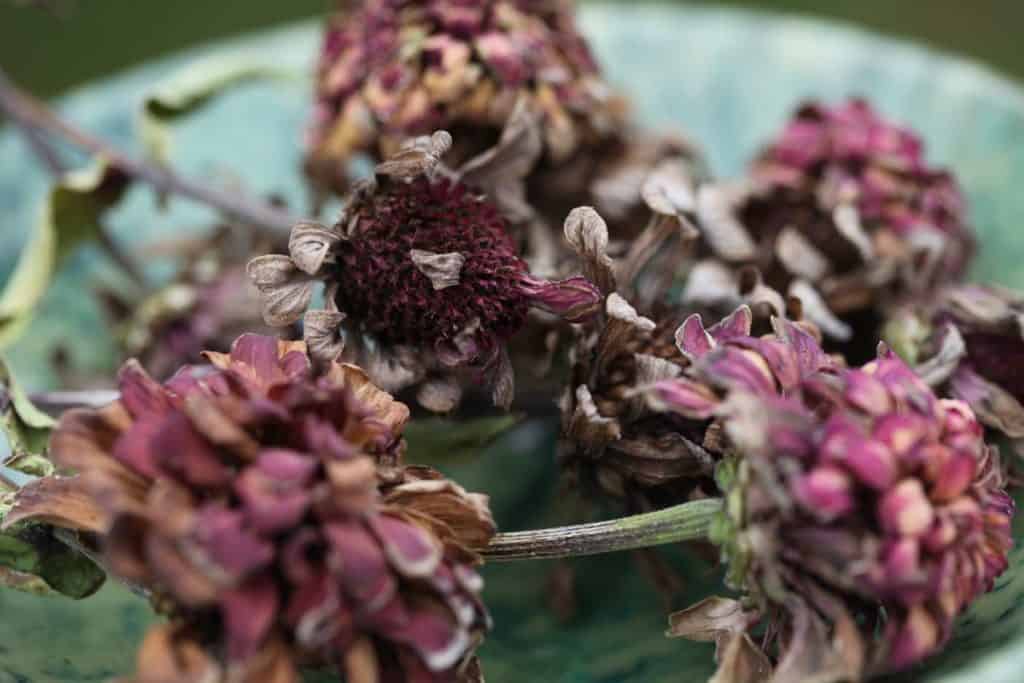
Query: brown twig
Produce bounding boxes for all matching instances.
[0,66,302,236]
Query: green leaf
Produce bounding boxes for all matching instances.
[0,160,130,350]
[403,414,524,465]
[139,52,301,165]
[0,523,105,600]
[0,356,55,458]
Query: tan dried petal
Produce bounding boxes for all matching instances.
[593,293,656,379]
[788,279,852,341]
[709,634,772,683]
[563,206,616,294]
[642,159,697,216]
[304,310,347,364]
[2,475,108,533]
[126,623,221,683]
[682,260,741,306]
[384,466,496,549]
[695,183,758,261]
[666,596,753,643]
[832,204,875,261]
[457,98,543,224]
[409,249,466,291]
[246,255,314,327]
[375,130,452,179]
[288,221,341,275]
[183,394,261,461]
[326,363,410,434]
[776,227,830,282]
[416,376,463,414]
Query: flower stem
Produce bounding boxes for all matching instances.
[480,498,722,561]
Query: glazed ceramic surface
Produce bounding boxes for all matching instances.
[2,3,1024,681]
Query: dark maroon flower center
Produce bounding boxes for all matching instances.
[330,176,530,354]
[964,331,1024,405]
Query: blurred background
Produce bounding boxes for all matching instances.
[0,0,1021,98]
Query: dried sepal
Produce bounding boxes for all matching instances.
[563,206,616,295]
[246,255,314,327]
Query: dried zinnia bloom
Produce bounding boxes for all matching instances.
[886,283,1024,454]
[667,346,1013,678]
[13,334,494,682]
[562,194,832,511]
[685,99,975,346]
[307,0,627,191]
[249,130,601,411]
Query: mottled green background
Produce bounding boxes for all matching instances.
[0,1,1022,97]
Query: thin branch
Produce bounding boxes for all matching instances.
[0,66,302,235]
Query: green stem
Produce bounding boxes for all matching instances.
[480,498,722,561]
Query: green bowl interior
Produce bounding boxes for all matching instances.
[3,3,1024,681]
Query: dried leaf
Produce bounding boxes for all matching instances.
[0,160,130,349]
[140,52,299,165]
[0,524,105,599]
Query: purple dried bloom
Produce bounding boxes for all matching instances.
[26,335,495,683]
[675,348,1014,677]
[250,132,601,411]
[684,99,975,345]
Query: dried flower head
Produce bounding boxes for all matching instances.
[307,0,625,187]
[100,225,287,380]
[886,283,1024,454]
[250,131,601,411]
[19,334,494,682]
[560,189,831,512]
[684,99,975,346]
[667,344,1013,678]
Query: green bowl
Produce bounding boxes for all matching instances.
[3,3,1024,681]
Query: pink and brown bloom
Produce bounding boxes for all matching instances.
[308,0,626,189]
[684,99,975,346]
[665,342,1013,678]
[887,284,1024,453]
[249,131,601,411]
[10,334,494,682]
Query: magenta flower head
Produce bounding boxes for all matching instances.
[307,0,625,188]
[886,284,1024,450]
[684,99,975,345]
[667,344,1013,678]
[19,334,495,682]
[249,131,602,411]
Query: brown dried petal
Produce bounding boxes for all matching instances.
[288,221,341,275]
[567,384,621,449]
[2,475,108,533]
[709,634,772,683]
[595,294,656,377]
[950,367,1024,439]
[409,250,466,291]
[326,363,410,435]
[666,596,754,644]
[915,323,966,387]
[491,347,515,410]
[126,623,220,683]
[246,255,314,327]
[563,206,616,295]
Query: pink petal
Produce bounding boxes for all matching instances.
[519,275,602,323]
[366,514,442,578]
[674,314,714,362]
[118,360,173,417]
[793,466,855,521]
[221,573,279,662]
